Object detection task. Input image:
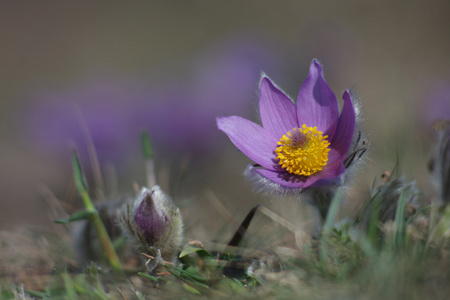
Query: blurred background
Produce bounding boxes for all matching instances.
[1,1,449,242]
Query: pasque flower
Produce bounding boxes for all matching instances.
[217,59,356,192]
[119,186,183,265]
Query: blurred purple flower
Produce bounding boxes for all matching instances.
[137,36,281,155]
[423,82,450,126]
[18,36,280,162]
[217,60,356,192]
[20,79,148,163]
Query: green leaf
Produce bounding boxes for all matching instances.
[72,150,88,194]
[0,289,14,300]
[182,283,202,295]
[62,272,77,300]
[179,245,218,269]
[394,190,406,248]
[25,289,48,298]
[141,130,153,159]
[367,192,382,247]
[70,151,123,273]
[163,264,209,287]
[138,272,159,282]
[179,245,214,259]
[215,277,247,294]
[54,210,96,224]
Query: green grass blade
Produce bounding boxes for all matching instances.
[54,210,96,224]
[182,283,202,295]
[394,190,406,249]
[70,151,123,273]
[62,272,77,300]
[368,193,382,247]
[141,130,153,159]
[72,150,88,194]
[138,272,159,282]
[141,130,156,187]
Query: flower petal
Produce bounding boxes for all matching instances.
[251,167,307,189]
[296,59,339,139]
[259,76,298,139]
[302,159,345,189]
[249,157,345,191]
[217,116,278,169]
[329,91,356,160]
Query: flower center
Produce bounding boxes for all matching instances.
[275,124,330,176]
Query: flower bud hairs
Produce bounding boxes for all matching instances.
[119,185,183,273]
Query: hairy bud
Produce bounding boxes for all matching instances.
[429,120,450,205]
[119,186,183,264]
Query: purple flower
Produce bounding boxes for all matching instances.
[422,82,450,126]
[135,188,171,246]
[217,60,356,192]
[17,36,280,163]
[18,78,150,163]
[119,186,183,262]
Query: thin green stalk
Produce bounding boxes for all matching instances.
[72,151,123,273]
[323,188,343,232]
[320,188,343,265]
[141,131,156,187]
[394,190,406,249]
[368,192,381,248]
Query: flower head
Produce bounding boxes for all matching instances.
[217,60,356,192]
[119,186,183,262]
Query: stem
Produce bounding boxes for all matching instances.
[72,151,123,273]
[141,131,156,187]
[146,159,156,188]
[80,190,123,273]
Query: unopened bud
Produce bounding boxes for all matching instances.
[135,189,170,246]
[358,178,419,229]
[429,119,450,205]
[119,186,183,263]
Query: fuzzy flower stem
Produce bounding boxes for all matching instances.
[72,151,123,273]
[141,131,156,188]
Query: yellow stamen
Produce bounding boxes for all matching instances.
[275,124,330,176]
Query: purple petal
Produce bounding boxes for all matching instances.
[259,76,298,139]
[329,91,356,162]
[326,148,342,166]
[296,59,339,139]
[250,157,345,191]
[252,167,307,189]
[302,159,345,188]
[217,116,278,170]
